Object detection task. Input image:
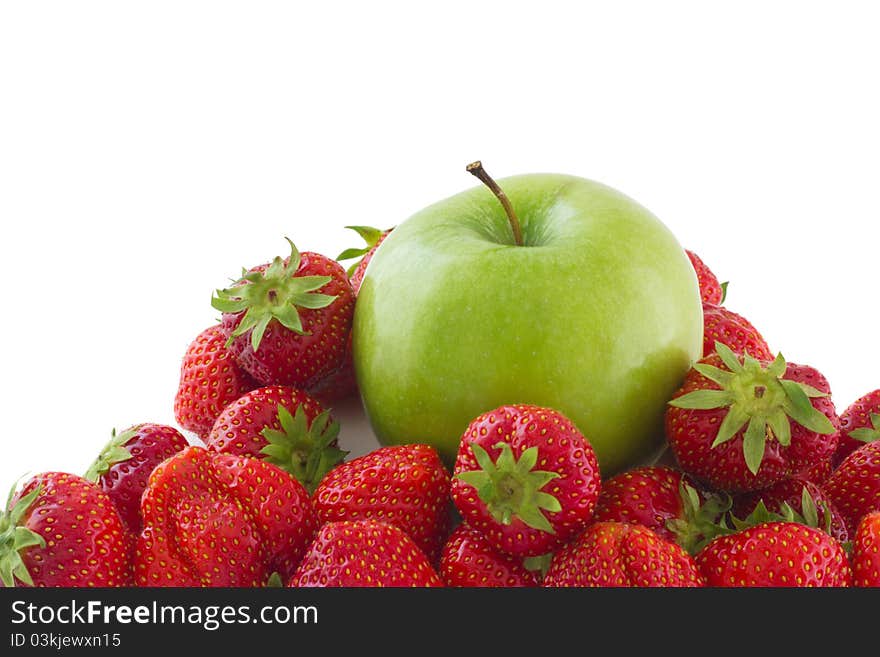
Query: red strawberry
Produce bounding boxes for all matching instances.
[853,511,880,587]
[212,239,355,389]
[696,521,852,587]
[666,343,838,492]
[824,441,880,535]
[135,446,317,586]
[306,226,394,404]
[833,389,880,468]
[290,520,443,587]
[702,303,772,360]
[84,423,189,534]
[732,477,849,544]
[543,522,704,587]
[314,444,450,560]
[206,385,345,493]
[173,325,258,439]
[451,404,601,557]
[306,344,358,405]
[592,465,729,553]
[1,473,131,587]
[686,250,724,305]
[336,225,393,295]
[795,457,834,484]
[439,524,540,587]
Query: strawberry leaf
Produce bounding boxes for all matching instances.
[522,553,553,577]
[742,418,767,475]
[801,486,820,529]
[335,226,391,277]
[456,442,560,535]
[456,470,491,490]
[343,225,383,247]
[259,405,347,494]
[666,481,734,554]
[0,484,46,587]
[849,413,880,443]
[729,485,834,538]
[84,428,137,482]
[336,247,371,262]
[714,342,745,373]
[766,409,792,447]
[517,506,555,534]
[780,380,835,434]
[712,405,749,447]
[668,390,735,410]
[693,363,734,387]
[765,353,787,379]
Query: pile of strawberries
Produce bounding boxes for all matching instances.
[2,230,879,588]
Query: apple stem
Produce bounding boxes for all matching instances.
[466,161,524,246]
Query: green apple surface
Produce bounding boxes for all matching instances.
[353,173,702,473]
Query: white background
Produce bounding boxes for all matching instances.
[1,2,878,487]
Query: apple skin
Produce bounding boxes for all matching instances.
[353,173,703,474]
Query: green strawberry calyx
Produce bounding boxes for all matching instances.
[731,486,834,536]
[212,238,338,351]
[666,481,734,555]
[259,405,347,494]
[522,552,553,577]
[456,442,561,534]
[668,342,836,476]
[848,412,880,444]
[336,226,388,277]
[0,482,46,587]
[84,428,137,482]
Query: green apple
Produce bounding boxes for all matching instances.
[353,164,702,473]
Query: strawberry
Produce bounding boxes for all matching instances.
[833,389,880,468]
[686,250,725,306]
[289,519,443,587]
[795,457,834,484]
[696,521,852,587]
[336,225,393,295]
[173,325,258,439]
[701,303,772,360]
[592,465,730,553]
[1,473,131,587]
[666,343,838,492]
[84,423,189,534]
[852,511,880,587]
[206,385,345,493]
[306,226,394,404]
[439,524,540,587]
[212,239,355,389]
[824,441,880,535]
[135,446,317,586]
[543,522,704,587]
[451,404,601,557]
[731,477,849,544]
[314,444,450,560]
[305,346,358,406]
